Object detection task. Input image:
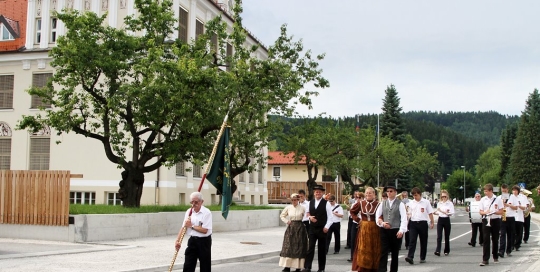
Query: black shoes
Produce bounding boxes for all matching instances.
[434,252,440,256]
[317,270,325,272]
[347,259,352,262]
[420,260,426,263]
[468,242,475,247]
[334,252,339,254]
[301,269,311,272]
[345,246,351,249]
[282,268,291,272]
[498,252,504,258]
[405,257,414,264]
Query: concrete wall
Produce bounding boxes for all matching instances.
[0,209,284,242]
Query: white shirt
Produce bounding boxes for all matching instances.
[300,200,310,222]
[515,194,529,222]
[329,203,344,223]
[504,194,520,218]
[308,197,334,229]
[480,194,503,219]
[182,206,212,237]
[436,200,455,218]
[375,197,408,233]
[407,198,433,221]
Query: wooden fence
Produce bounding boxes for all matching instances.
[0,170,70,226]
[267,181,343,204]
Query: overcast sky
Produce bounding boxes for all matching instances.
[241,0,540,117]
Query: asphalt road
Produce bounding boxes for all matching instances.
[205,208,540,272]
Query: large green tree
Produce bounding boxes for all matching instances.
[509,89,540,190]
[17,0,328,207]
[499,123,517,182]
[381,84,405,143]
[476,146,501,185]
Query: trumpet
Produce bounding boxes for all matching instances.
[485,215,491,227]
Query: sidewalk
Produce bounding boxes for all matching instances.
[0,221,349,272]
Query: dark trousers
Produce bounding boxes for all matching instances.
[305,228,327,270]
[326,222,341,253]
[184,235,212,272]
[303,220,310,234]
[470,222,483,246]
[523,215,531,242]
[482,218,501,262]
[435,217,451,254]
[407,221,428,261]
[346,217,353,247]
[499,216,515,255]
[350,223,359,259]
[399,229,409,249]
[379,228,401,272]
[514,221,524,249]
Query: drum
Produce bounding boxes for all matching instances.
[469,201,482,223]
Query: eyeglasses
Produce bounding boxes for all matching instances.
[387,190,396,193]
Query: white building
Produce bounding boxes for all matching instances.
[0,0,268,206]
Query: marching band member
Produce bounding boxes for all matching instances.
[522,188,535,243]
[404,187,434,265]
[479,184,503,266]
[434,190,455,256]
[513,186,528,251]
[498,184,517,258]
[325,195,344,254]
[467,193,483,247]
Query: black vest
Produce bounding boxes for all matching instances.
[309,198,328,228]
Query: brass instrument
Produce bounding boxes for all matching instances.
[502,196,508,222]
[521,188,533,217]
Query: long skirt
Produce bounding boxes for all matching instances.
[279,221,308,269]
[352,220,381,272]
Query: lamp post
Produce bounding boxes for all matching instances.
[461,166,465,204]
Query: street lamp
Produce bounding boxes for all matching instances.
[461,166,465,204]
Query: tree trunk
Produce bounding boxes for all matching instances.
[118,169,145,207]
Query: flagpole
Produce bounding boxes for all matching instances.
[377,114,380,188]
[169,101,234,272]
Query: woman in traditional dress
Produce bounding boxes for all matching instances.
[350,187,381,272]
[279,193,308,272]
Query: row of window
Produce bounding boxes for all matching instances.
[0,73,52,109]
[69,191,122,205]
[0,137,50,170]
[176,161,264,184]
[35,17,57,44]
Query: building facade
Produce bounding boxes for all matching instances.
[0,0,268,206]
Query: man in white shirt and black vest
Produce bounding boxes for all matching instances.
[404,187,434,265]
[302,185,333,272]
[376,185,408,272]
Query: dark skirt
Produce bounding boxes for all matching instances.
[280,221,308,258]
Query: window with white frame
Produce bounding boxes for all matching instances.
[107,192,122,205]
[0,138,11,170]
[178,7,188,43]
[29,137,50,170]
[192,164,201,178]
[31,73,52,108]
[273,166,281,177]
[70,191,96,204]
[195,19,204,40]
[0,75,14,109]
[35,18,42,44]
[1,24,14,41]
[49,18,57,43]
[176,161,186,176]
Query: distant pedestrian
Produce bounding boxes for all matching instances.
[175,192,212,272]
[467,193,484,247]
[279,193,308,272]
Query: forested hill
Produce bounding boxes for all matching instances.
[403,111,519,146]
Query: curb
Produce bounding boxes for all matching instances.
[119,250,281,272]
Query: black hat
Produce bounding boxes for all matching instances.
[313,184,325,191]
[384,185,396,192]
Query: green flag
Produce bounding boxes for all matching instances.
[206,127,232,219]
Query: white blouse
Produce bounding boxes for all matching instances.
[437,201,455,218]
[280,204,306,224]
